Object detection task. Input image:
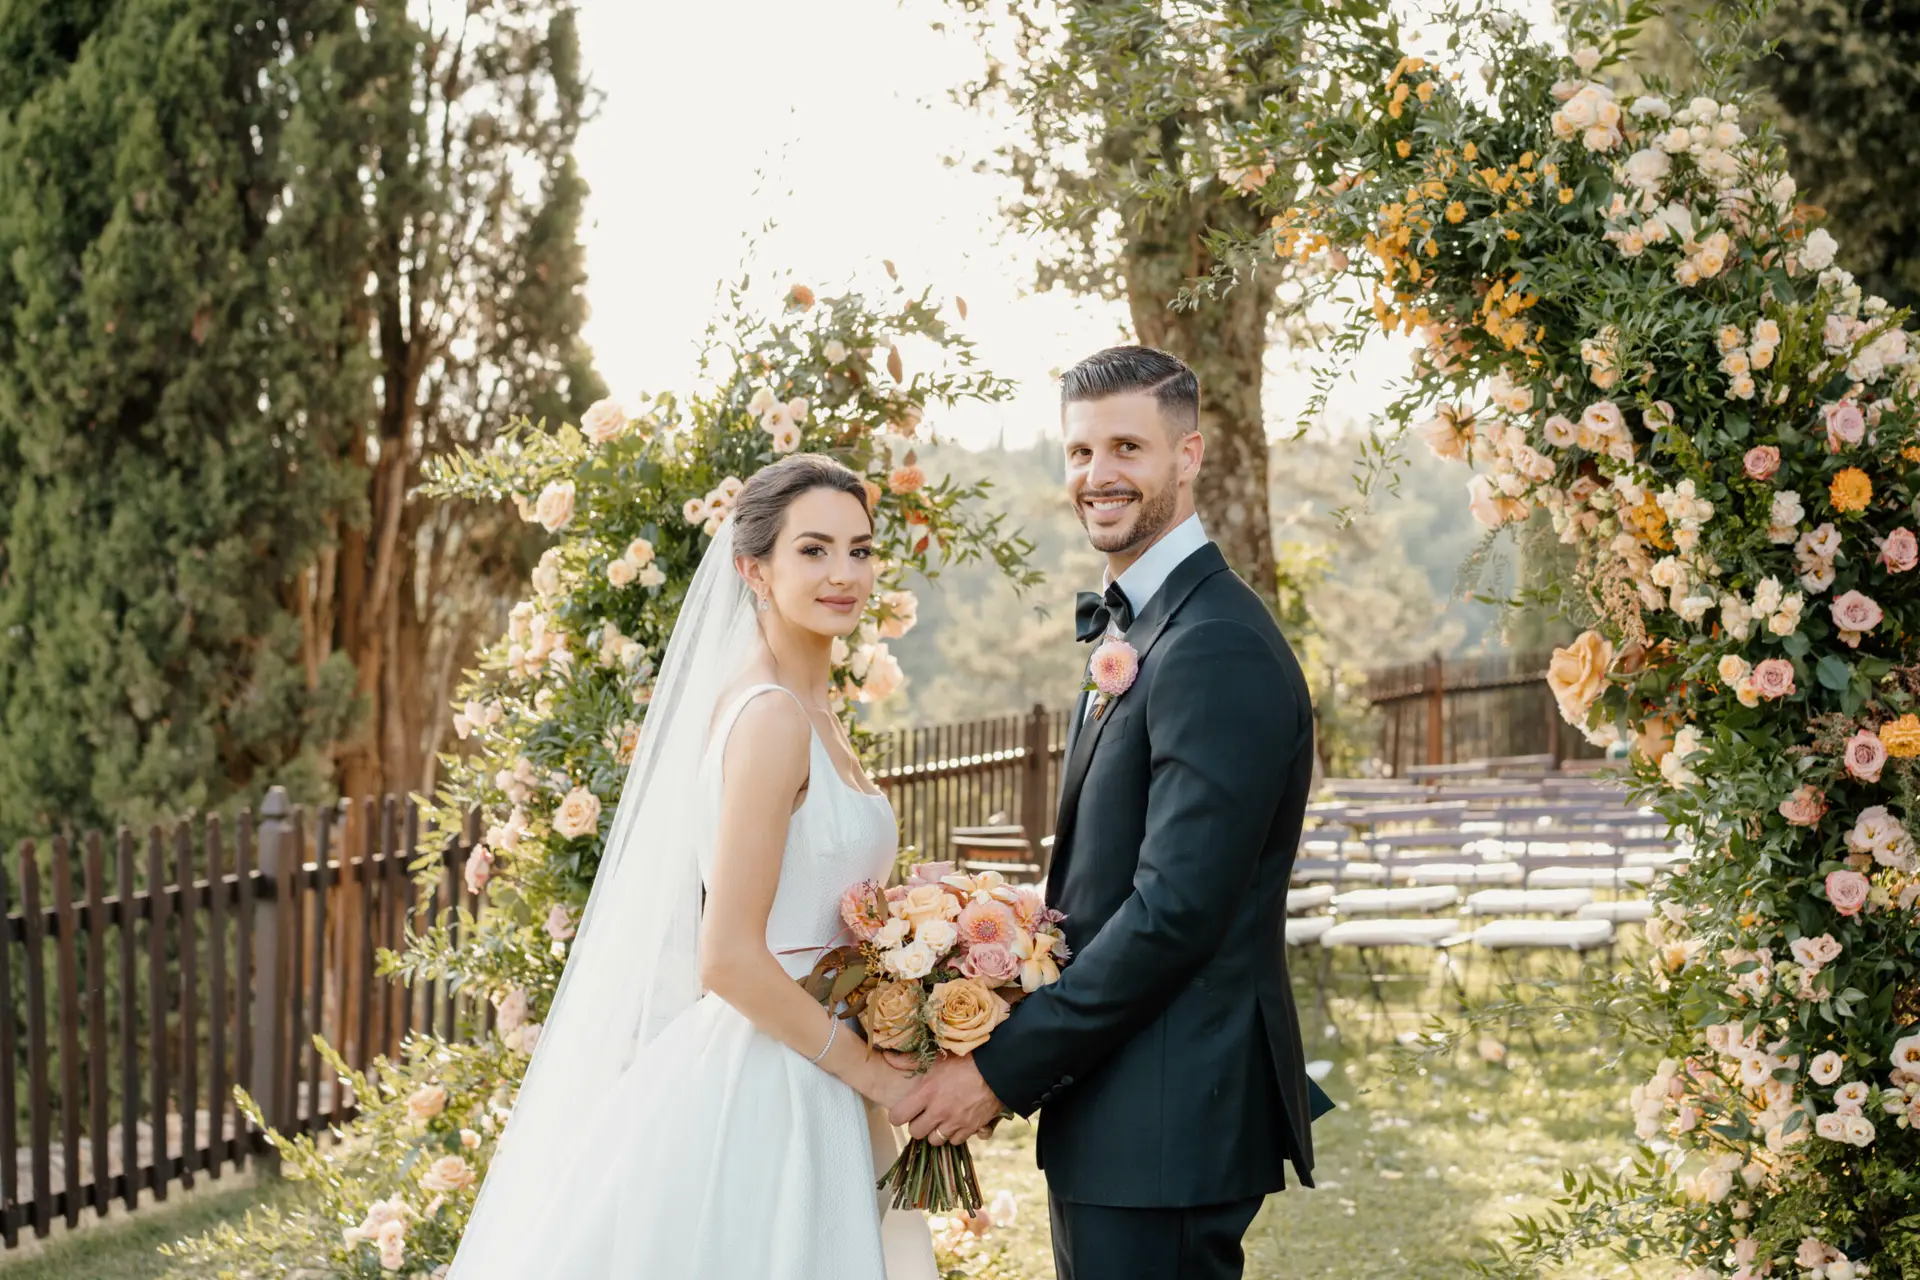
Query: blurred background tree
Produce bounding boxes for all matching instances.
[1635,0,1920,310]
[0,0,600,843]
[1747,0,1920,310]
[0,0,365,845]
[943,0,1314,609]
[291,0,603,803]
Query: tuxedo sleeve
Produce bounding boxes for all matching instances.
[972,618,1302,1116]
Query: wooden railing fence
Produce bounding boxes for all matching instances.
[870,704,1072,863]
[1365,649,1603,776]
[1,788,479,1246]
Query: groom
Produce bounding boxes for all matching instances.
[892,345,1323,1280]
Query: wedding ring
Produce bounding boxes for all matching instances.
[931,1129,947,1145]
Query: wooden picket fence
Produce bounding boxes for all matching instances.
[1365,650,1604,776]
[869,704,1073,864]
[0,789,478,1246]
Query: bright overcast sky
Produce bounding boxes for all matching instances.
[570,0,1415,452]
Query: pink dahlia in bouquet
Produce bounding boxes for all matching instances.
[798,861,1070,1212]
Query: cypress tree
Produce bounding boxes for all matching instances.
[0,0,364,844]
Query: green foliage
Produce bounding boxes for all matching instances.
[1153,0,1920,1269]
[0,0,605,845]
[0,0,368,846]
[1750,0,1920,311]
[161,275,1036,1277]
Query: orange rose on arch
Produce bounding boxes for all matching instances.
[1880,715,1920,760]
[1547,630,1614,727]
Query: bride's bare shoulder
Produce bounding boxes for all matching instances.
[709,669,808,754]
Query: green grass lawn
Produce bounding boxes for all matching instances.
[0,965,1652,1279]
[965,1039,1646,1280]
[0,1174,297,1280]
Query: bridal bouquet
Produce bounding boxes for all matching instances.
[798,861,1070,1213]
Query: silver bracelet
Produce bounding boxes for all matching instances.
[808,1016,838,1065]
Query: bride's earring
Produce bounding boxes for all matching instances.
[757,594,771,613]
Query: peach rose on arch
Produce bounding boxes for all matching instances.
[1546,630,1613,726]
[1825,869,1870,916]
[1829,590,1882,646]
[1879,528,1918,572]
[1750,658,1795,700]
[1844,731,1888,782]
[1778,785,1827,827]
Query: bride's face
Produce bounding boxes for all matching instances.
[742,487,876,639]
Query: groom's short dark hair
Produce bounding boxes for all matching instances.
[1060,345,1200,438]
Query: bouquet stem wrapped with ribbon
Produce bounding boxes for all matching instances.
[799,861,1070,1213]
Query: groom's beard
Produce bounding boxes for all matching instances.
[1078,470,1179,555]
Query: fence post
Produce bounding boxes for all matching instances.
[1019,703,1050,850]
[1424,651,1446,766]
[249,787,293,1170]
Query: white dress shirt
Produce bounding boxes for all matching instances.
[1080,513,1209,722]
[1104,512,1209,622]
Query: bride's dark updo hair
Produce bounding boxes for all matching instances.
[730,454,872,560]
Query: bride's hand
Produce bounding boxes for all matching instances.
[861,1052,921,1109]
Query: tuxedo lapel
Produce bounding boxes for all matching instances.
[1064,688,1091,761]
[1047,543,1231,897]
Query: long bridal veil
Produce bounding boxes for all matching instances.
[448,521,759,1277]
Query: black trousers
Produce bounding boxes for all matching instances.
[1048,1192,1266,1280]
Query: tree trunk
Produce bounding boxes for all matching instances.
[1120,192,1281,610]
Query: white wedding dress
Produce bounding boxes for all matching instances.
[530,683,937,1279]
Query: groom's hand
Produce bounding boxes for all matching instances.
[890,1055,1003,1145]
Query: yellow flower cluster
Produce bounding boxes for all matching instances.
[1271,207,1329,263]
[1880,714,1920,759]
[1473,273,1540,352]
[1623,492,1675,551]
[1830,467,1873,513]
[1384,56,1432,120]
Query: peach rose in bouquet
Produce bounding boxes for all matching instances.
[927,978,1011,1055]
[860,979,927,1051]
[801,859,1072,1213]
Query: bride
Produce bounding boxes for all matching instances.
[448,454,936,1278]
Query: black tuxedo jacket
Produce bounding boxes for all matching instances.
[972,542,1317,1208]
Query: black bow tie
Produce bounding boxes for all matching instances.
[1075,584,1134,642]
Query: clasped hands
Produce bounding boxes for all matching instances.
[875,1050,1005,1146]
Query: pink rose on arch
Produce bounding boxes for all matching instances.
[1742,445,1780,481]
[1844,730,1889,782]
[958,942,1021,987]
[1825,869,1870,916]
[1830,590,1883,646]
[1798,1239,1840,1270]
[1880,527,1919,573]
[1823,400,1866,452]
[463,843,494,896]
[1778,784,1827,827]
[1750,658,1795,700]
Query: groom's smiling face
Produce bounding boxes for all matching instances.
[1063,391,1202,560]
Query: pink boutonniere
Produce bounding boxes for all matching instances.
[1085,638,1139,720]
